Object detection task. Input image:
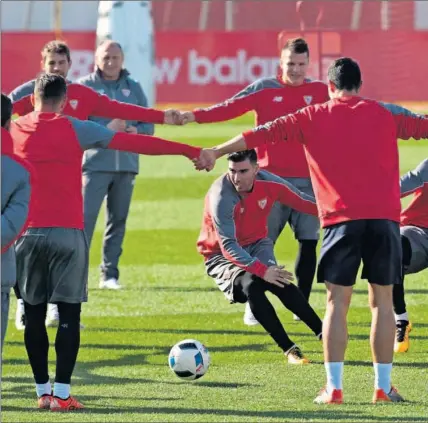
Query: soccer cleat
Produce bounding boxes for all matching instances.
[286,346,310,364]
[394,321,412,353]
[314,387,343,404]
[99,278,122,290]
[37,394,52,409]
[372,386,405,403]
[45,311,59,328]
[15,303,26,331]
[293,314,301,322]
[243,303,259,326]
[50,396,84,411]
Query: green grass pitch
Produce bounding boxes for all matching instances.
[2,113,427,422]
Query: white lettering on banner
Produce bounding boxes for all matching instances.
[188,49,279,85]
[69,51,95,81]
[155,57,182,84]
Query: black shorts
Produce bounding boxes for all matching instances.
[15,228,89,305]
[317,219,402,286]
[205,238,276,303]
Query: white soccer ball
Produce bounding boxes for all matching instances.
[168,339,210,380]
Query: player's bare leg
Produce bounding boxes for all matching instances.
[314,283,352,404]
[369,283,404,403]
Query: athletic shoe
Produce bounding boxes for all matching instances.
[286,345,310,364]
[15,301,26,330]
[37,394,52,409]
[50,396,84,411]
[243,303,259,326]
[394,321,412,353]
[45,305,59,328]
[314,387,343,404]
[372,386,405,403]
[99,278,122,290]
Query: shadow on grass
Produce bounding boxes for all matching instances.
[2,404,427,422]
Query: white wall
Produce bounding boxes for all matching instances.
[1,0,99,31]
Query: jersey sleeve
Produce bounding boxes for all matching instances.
[243,110,307,150]
[83,84,165,124]
[9,80,36,117]
[400,159,428,198]
[261,172,318,215]
[380,102,428,140]
[1,164,31,252]
[209,187,268,278]
[68,117,116,150]
[193,80,261,123]
[68,116,201,158]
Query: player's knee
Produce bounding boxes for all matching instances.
[368,284,393,310]
[57,302,81,327]
[326,285,352,312]
[241,274,265,299]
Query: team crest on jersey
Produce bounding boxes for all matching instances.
[122,89,131,97]
[303,96,313,105]
[258,198,267,209]
[69,99,78,109]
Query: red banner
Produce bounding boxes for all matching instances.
[2,31,428,104]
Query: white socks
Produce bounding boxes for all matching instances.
[395,312,409,323]
[54,382,70,399]
[325,362,343,392]
[374,363,392,393]
[36,381,51,398]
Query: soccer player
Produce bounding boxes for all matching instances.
[194,57,428,404]
[198,149,323,364]
[181,38,329,325]
[10,40,181,328]
[393,159,428,353]
[1,94,32,354]
[10,74,203,411]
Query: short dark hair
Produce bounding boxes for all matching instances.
[1,93,13,128]
[34,73,67,104]
[328,57,362,91]
[227,150,258,165]
[41,40,71,63]
[282,37,309,57]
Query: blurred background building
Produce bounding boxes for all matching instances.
[1,1,428,106]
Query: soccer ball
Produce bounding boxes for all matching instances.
[168,339,210,380]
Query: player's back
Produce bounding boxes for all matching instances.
[301,97,401,226]
[11,112,84,229]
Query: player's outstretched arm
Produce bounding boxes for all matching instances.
[400,159,428,198]
[263,172,318,216]
[69,117,203,162]
[194,114,303,171]
[180,81,261,125]
[84,84,182,125]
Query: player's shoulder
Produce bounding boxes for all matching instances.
[75,72,97,85]
[378,101,424,118]
[209,174,239,204]
[241,77,283,94]
[9,79,36,101]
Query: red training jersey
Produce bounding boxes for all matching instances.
[9,79,165,123]
[197,170,317,278]
[243,97,428,228]
[193,77,329,178]
[400,159,428,229]
[10,112,201,229]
